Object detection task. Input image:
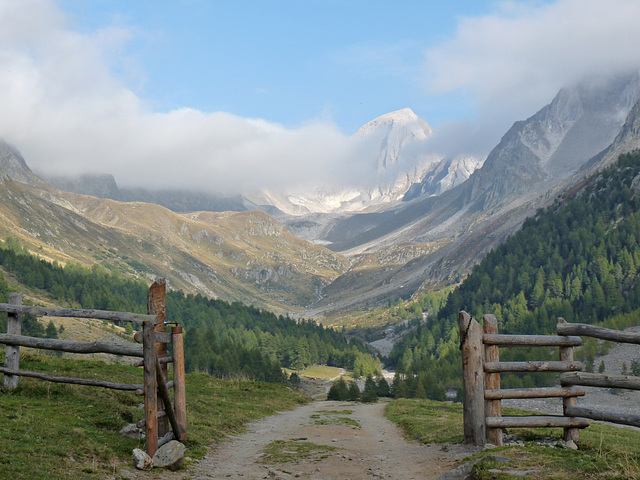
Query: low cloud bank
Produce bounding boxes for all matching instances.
[2,0,640,195]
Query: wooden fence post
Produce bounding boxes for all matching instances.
[557,317,580,442]
[3,292,22,390]
[459,311,486,446]
[172,325,187,436]
[148,279,168,437]
[483,314,502,446]
[143,319,158,457]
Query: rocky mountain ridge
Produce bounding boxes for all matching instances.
[0,139,41,185]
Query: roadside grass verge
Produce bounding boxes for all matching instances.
[386,398,640,479]
[0,349,308,479]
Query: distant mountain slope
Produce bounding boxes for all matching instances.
[466,73,640,211]
[246,108,467,216]
[0,139,42,185]
[582,91,640,174]
[0,147,349,313]
[45,172,251,213]
[0,242,370,381]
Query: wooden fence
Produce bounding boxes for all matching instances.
[460,311,640,446]
[557,317,640,429]
[0,279,186,457]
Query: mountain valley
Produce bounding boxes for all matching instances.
[0,149,349,314]
[3,73,640,319]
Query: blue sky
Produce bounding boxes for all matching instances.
[59,1,498,133]
[2,0,640,193]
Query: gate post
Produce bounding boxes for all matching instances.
[172,325,187,435]
[459,311,486,446]
[148,279,168,437]
[558,318,580,442]
[143,319,158,456]
[483,314,502,446]
[3,292,23,390]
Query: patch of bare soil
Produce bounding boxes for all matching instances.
[177,400,478,480]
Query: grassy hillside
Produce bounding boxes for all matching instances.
[0,351,308,479]
[0,178,348,313]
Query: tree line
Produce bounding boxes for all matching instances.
[0,238,378,382]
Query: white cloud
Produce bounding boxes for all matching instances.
[2,0,640,198]
[0,0,370,194]
[424,0,640,126]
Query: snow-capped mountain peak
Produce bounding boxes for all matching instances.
[356,108,434,172]
[356,108,433,136]
[246,109,481,217]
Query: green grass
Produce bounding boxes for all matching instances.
[385,398,465,444]
[259,439,339,464]
[386,398,640,479]
[0,350,308,479]
[310,410,360,429]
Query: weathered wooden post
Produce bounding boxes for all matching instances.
[172,325,187,435]
[483,314,502,446]
[3,292,22,390]
[557,317,580,442]
[142,318,158,456]
[459,311,486,446]
[148,279,168,437]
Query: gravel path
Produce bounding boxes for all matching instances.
[182,400,478,480]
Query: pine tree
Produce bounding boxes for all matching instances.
[414,380,427,399]
[289,372,301,386]
[327,378,349,401]
[347,381,360,401]
[376,376,391,397]
[361,375,378,403]
[45,320,59,339]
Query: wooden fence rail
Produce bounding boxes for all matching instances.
[461,311,640,447]
[460,311,588,446]
[0,303,155,324]
[0,279,186,457]
[557,317,640,430]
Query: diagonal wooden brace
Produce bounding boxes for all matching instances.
[156,357,186,441]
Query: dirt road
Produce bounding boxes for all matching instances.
[185,400,478,480]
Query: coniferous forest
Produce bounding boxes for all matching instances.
[4,151,640,394]
[387,151,640,397]
[0,239,378,382]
